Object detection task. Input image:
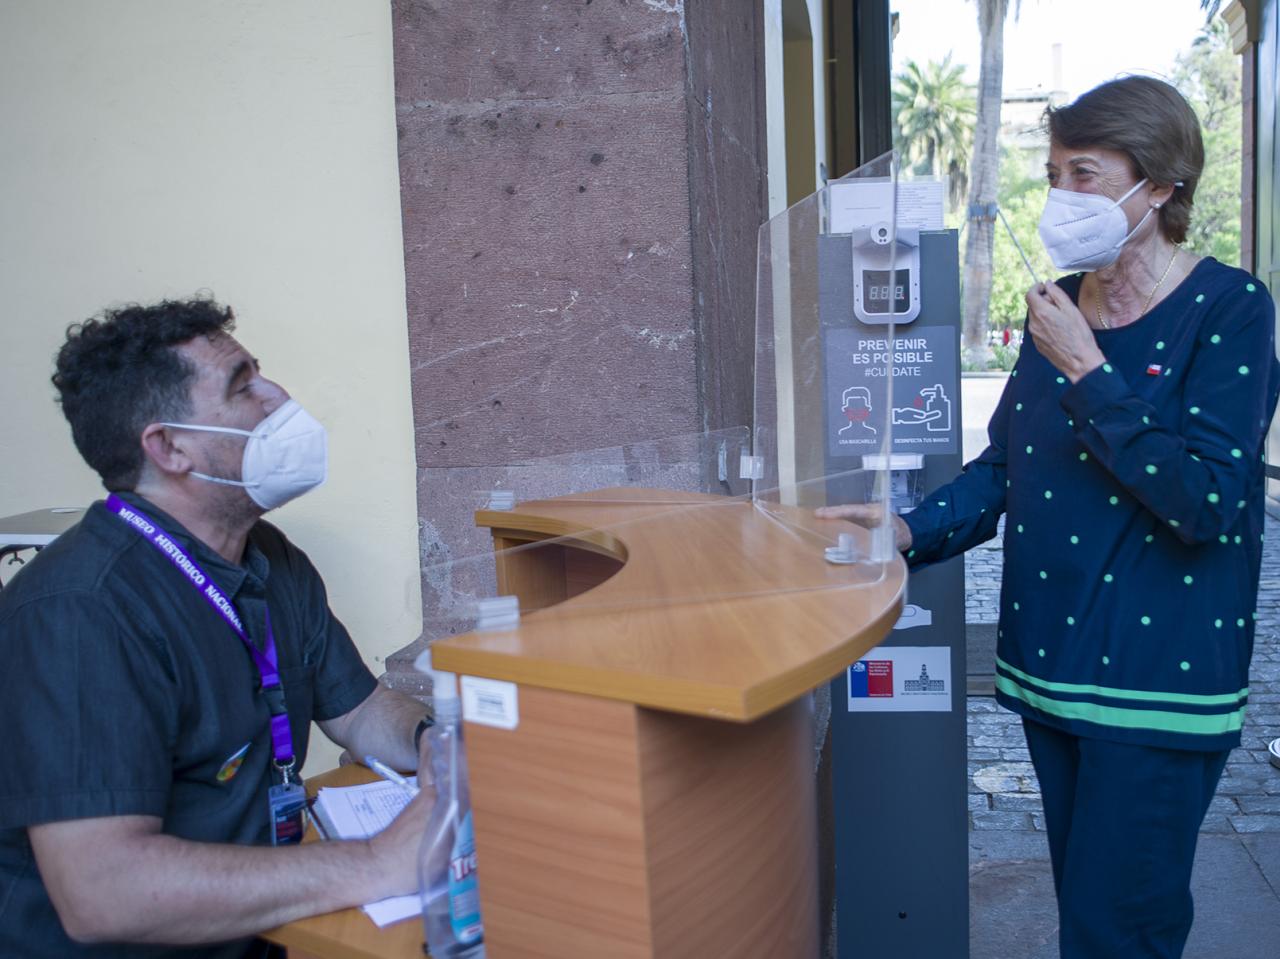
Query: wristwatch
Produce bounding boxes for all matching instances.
[413,713,434,752]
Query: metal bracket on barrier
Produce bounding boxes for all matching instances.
[824,533,858,565]
[739,454,765,481]
[487,490,516,511]
[475,595,520,631]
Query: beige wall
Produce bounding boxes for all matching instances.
[0,0,423,774]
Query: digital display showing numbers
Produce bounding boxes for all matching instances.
[862,269,911,314]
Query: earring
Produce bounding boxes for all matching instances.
[1154,203,1162,209]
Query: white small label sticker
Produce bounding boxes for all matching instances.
[460,676,519,730]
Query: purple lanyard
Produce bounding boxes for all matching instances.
[105,495,295,771]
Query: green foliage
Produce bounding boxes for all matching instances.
[1173,18,1242,266]
[989,340,1021,371]
[892,55,977,214]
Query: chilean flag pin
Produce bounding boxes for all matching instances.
[1146,363,1164,376]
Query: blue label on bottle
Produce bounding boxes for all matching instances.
[448,811,483,944]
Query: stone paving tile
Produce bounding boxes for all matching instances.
[967,513,1280,838]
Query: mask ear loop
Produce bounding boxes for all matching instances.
[160,422,254,437]
[158,423,258,489]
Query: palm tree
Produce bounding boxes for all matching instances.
[961,0,1020,366]
[892,55,977,213]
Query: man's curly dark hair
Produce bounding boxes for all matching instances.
[52,297,236,490]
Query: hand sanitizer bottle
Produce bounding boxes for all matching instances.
[416,649,485,957]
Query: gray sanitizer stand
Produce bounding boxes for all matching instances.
[821,230,969,958]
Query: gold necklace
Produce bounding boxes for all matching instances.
[1094,248,1180,329]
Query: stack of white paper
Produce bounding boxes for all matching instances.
[312,778,420,928]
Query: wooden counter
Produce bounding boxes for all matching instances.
[433,488,906,721]
[432,489,905,958]
[266,489,905,958]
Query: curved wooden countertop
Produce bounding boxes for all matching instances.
[432,488,906,722]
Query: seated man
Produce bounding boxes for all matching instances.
[0,298,434,958]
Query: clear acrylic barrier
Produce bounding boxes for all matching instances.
[419,153,910,637]
[753,151,905,561]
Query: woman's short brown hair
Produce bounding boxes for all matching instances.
[1045,75,1204,244]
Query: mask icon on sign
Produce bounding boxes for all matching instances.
[840,386,877,438]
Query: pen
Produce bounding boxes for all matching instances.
[364,755,419,797]
[304,796,331,841]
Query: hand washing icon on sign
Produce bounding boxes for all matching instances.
[839,386,878,437]
[892,384,951,433]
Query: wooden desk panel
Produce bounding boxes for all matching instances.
[465,686,818,959]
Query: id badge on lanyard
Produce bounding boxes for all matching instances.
[105,495,306,845]
[268,778,307,846]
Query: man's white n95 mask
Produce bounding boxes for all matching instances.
[1037,179,1150,273]
[162,399,328,510]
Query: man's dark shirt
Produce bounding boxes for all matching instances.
[0,493,378,958]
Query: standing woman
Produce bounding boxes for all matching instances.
[821,76,1279,958]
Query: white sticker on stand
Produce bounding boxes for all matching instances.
[892,604,933,630]
[460,676,520,730]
